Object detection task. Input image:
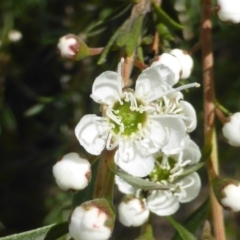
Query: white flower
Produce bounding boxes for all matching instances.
[52,152,91,191]
[222,112,240,147]
[115,136,201,216]
[69,199,114,240]
[8,30,22,42]
[75,59,199,177]
[118,196,150,227]
[221,183,240,212]
[170,49,193,79]
[217,0,240,24]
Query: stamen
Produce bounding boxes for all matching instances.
[106,108,122,125]
[106,132,120,150]
[135,189,142,198]
[117,58,124,98]
[149,82,200,102]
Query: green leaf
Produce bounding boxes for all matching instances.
[173,198,209,240]
[98,24,123,64]
[166,216,197,240]
[125,14,144,56]
[116,19,132,47]
[72,158,99,207]
[152,2,184,30]
[172,162,204,184]
[155,23,174,41]
[108,163,169,191]
[200,145,212,163]
[24,104,45,117]
[0,222,68,240]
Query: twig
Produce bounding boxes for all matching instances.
[200,1,226,239]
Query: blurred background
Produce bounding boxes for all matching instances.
[1,0,240,239]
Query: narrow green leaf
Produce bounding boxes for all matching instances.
[0,222,68,240]
[125,14,144,56]
[155,23,174,41]
[24,104,45,117]
[72,158,99,207]
[98,24,122,64]
[137,46,144,63]
[108,163,169,191]
[201,145,212,163]
[172,162,204,183]
[173,198,209,240]
[152,2,184,30]
[1,107,17,131]
[116,19,132,47]
[166,217,197,240]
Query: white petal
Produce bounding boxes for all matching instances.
[53,153,91,191]
[151,53,182,85]
[217,0,240,23]
[90,71,123,105]
[135,64,174,102]
[75,114,109,155]
[179,172,201,203]
[147,190,180,216]
[69,205,111,240]
[179,100,197,132]
[170,49,194,79]
[182,138,201,164]
[221,184,240,212]
[140,120,167,153]
[115,141,155,177]
[118,198,149,227]
[115,176,138,194]
[222,112,240,147]
[154,117,186,154]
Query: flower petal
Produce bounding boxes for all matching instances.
[179,172,201,203]
[135,64,174,102]
[115,141,155,177]
[153,117,186,155]
[115,176,138,194]
[179,100,197,132]
[75,114,109,155]
[90,71,123,105]
[147,190,180,216]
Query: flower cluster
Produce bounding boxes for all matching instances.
[75,57,199,177]
[115,136,201,226]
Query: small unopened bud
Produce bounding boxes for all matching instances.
[118,195,149,227]
[69,198,115,240]
[151,53,182,84]
[57,34,90,60]
[217,0,240,24]
[8,30,22,42]
[170,49,193,79]
[222,112,240,147]
[213,178,240,212]
[52,152,91,191]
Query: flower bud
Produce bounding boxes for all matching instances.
[52,152,91,191]
[57,34,90,60]
[8,29,22,42]
[170,49,193,79]
[69,198,115,240]
[118,195,149,227]
[222,112,240,147]
[151,53,182,84]
[213,178,240,212]
[217,0,240,24]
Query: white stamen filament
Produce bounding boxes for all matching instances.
[149,82,200,102]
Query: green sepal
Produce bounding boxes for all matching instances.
[125,14,144,56]
[75,38,90,61]
[151,2,184,30]
[166,216,197,240]
[135,224,156,240]
[116,19,132,47]
[0,222,68,240]
[108,162,169,191]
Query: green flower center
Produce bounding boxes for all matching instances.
[110,98,147,137]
